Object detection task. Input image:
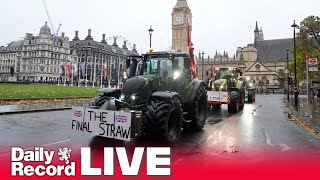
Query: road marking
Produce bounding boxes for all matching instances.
[279,143,292,152]
[0,138,71,157]
[261,128,274,146]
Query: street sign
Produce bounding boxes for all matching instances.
[308,58,318,72]
[305,54,310,59]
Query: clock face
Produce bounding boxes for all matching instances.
[175,15,182,23]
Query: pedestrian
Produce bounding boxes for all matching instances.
[273,89,275,94]
[266,89,269,95]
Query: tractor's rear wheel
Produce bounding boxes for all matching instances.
[228,91,240,113]
[186,84,207,131]
[144,98,183,143]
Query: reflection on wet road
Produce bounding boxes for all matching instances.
[1,95,320,162]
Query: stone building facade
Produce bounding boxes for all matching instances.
[19,22,71,82]
[0,22,139,86]
[69,29,139,87]
[237,22,293,90]
[196,51,241,84]
[0,41,23,81]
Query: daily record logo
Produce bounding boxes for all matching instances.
[11,147,75,176]
[11,147,171,177]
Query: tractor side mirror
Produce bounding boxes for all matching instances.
[184,58,191,69]
[126,58,131,69]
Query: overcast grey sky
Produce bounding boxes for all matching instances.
[0,0,319,56]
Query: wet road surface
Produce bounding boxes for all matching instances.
[1,94,320,162]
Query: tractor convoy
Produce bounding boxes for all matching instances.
[207,68,256,113]
[84,51,256,142]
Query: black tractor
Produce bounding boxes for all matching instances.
[90,51,207,142]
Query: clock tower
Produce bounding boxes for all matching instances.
[172,0,192,53]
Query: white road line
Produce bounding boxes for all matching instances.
[262,129,274,146]
[0,138,71,157]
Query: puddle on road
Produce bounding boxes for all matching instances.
[206,119,223,125]
[0,105,17,113]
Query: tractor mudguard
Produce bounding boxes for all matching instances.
[187,79,206,103]
[97,88,121,99]
[150,91,182,103]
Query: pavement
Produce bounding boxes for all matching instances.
[1,94,320,163]
[288,95,320,132]
[0,98,94,114]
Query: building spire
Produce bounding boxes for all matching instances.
[255,21,259,32]
[175,0,189,8]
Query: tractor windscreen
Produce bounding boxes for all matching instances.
[143,58,173,78]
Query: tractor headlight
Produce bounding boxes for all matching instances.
[130,94,137,101]
[120,95,125,101]
[173,71,180,80]
[220,84,224,91]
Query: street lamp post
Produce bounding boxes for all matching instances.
[201,51,205,80]
[148,25,154,49]
[292,20,299,106]
[286,50,290,101]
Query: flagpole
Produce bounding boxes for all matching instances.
[78,55,81,87]
[85,51,88,87]
[63,63,66,86]
[117,55,121,88]
[58,64,60,86]
[93,54,96,88]
[109,56,112,88]
[100,54,103,88]
[71,62,74,86]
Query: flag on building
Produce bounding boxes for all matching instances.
[73,63,78,75]
[112,62,117,77]
[66,63,71,76]
[87,64,92,75]
[96,63,100,76]
[80,63,85,76]
[103,64,107,77]
[60,63,65,76]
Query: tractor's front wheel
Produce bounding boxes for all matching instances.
[228,91,240,113]
[144,98,183,143]
[186,84,207,131]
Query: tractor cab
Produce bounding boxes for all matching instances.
[126,51,193,93]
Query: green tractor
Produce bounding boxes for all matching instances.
[207,68,246,113]
[238,76,256,103]
[90,51,207,142]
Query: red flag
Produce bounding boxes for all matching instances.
[103,64,107,77]
[187,18,197,78]
[66,63,71,76]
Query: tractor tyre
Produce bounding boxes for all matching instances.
[186,84,207,131]
[228,91,240,113]
[248,91,256,103]
[248,94,253,103]
[144,98,183,143]
[212,104,222,109]
[239,91,245,110]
